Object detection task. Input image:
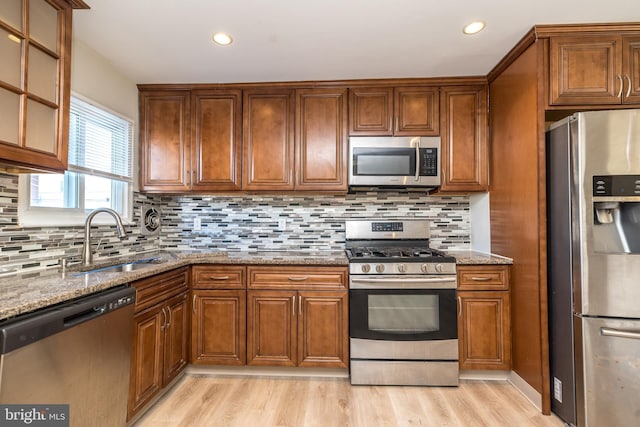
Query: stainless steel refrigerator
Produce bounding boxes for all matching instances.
[546,109,640,427]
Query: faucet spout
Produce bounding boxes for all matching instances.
[82,208,128,266]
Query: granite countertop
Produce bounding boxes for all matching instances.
[0,250,349,322]
[0,249,510,322]
[448,250,513,265]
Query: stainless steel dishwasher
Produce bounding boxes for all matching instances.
[0,285,135,426]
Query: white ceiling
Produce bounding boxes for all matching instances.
[73,0,640,85]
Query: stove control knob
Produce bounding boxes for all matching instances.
[375,264,385,273]
[361,264,371,273]
[397,264,407,273]
[435,264,443,273]
[421,264,429,273]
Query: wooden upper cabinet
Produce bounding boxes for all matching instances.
[623,35,640,103]
[191,90,242,191]
[349,87,394,135]
[243,89,295,190]
[349,86,438,136]
[394,87,439,136]
[0,0,82,173]
[439,85,488,193]
[549,34,640,106]
[295,88,348,191]
[140,91,191,191]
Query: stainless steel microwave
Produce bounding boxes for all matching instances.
[348,136,441,189]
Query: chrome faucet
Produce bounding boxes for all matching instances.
[82,208,128,266]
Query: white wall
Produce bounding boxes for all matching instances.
[469,192,491,252]
[70,38,139,187]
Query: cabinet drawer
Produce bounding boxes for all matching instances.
[247,266,347,290]
[133,267,189,312]
[457,265,509,291]
[192,265,246,289]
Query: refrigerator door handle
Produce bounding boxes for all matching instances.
[601,327,640,341]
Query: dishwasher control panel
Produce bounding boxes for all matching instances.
[108,295,134,311]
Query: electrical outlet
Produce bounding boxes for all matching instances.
[193,217,202,231]
[278,219,286,230]
[553,377,562,402]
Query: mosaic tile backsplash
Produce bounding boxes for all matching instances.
[0,172,471,276]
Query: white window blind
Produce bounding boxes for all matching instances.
[68,96,133,182]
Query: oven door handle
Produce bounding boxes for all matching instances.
[350,277,457,289]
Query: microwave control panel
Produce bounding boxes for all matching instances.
[419,148,438,176]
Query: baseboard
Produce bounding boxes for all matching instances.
[186,364,350,379]
[508,371,542,411]
[459,370,510,381]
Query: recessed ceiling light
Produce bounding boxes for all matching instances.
[463,21,486,35]
[212,32,233,46]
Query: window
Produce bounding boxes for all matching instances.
[19,94,133,225]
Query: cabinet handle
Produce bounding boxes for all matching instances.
[624,74,632,98]
[395,116,399,132]
[287,276,308,281]
[617,74,624,98]
[389,116,393,131]
[161,307,168,329]
[209,276,230,280]
[470,276,491,281]
[299,295,302,316]
[457,296,462,317]
[192,294,196,314]
[166,306,172,329]
[292,296,296,316]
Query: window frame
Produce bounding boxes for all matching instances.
[18,93,135,227]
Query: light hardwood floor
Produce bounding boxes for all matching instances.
[135,375,564,427]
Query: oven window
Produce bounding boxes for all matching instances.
[368,294,439,334]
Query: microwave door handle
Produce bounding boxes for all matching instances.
[415,139,420,181]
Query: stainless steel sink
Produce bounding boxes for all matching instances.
[72,257,162,276]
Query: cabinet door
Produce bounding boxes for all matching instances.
[163,293,189,385]
[295,88,348,191]
[394,87,439,136]
[247,290,296,366]
[0,1,71,173]
[297,291,348,368]
[458,290,511,370]
[191,90,242,191]
[439,86,488,192]
[140,91,191,191]
[242,89,295,190]
[622,36,640,104]
[192,290,246,365]
[128,305,165,420]
[549,35,623,105]
[348,87,394,135]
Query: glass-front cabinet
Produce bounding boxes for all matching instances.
[0,0,87,173]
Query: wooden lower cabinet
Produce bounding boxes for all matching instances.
[128,268,189,421]
[191,290,246,365]
[457,265,511,370]
[247,290,348,368]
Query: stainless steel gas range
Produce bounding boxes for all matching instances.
[346,219,459,386]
